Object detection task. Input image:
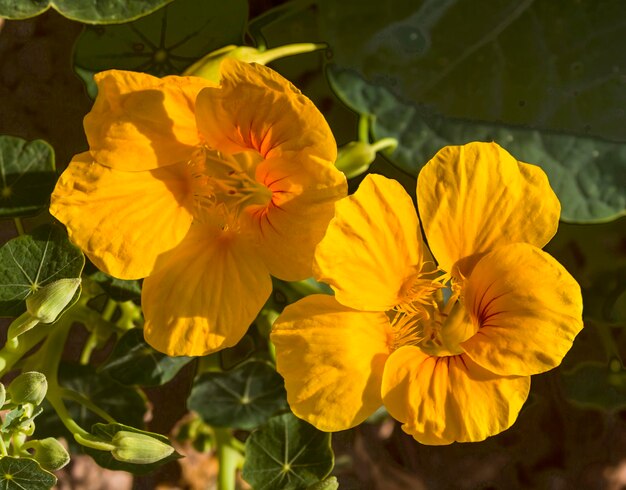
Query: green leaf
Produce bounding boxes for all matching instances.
[0,225,84,317]
[305,0,626,141]
[0,0,173,24]
[0,407,26,432]
[188,361,287,430]
[328,67,626,223]
[242,412,334,490]
[90,271,141,302]
[562,361,626,411]
[100,329,193,387]
[0,136,56,218]
[307,477,339,490]
[0,457,56,489]
[73,0,247,78]
[85,423,180,475]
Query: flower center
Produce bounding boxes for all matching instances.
[188,146,273,227]
[389,282,478,357]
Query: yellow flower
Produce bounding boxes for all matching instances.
[271,142,583,444]
[50,60,347,356]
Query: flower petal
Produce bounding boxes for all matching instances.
[313,174,424,311]
[195,59,336,165]
[85,70,213,170]
[417,142,560,275]
[142,222,272,357]
[49,152,193,280]
[381,347,530,445]
[271,294,392,431]
[461,242,583,376]
[242,156,347,281]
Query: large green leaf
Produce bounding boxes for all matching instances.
[0,136,56,218]
[299,0,626,141]
[100,329,193,387]
[89,271,142,302]
[188,361,287,430]
[85,423,181,475]
[74,0,247,77]
[242,412,334,490]
[0,0,173,24]
[0,457,56,490]
[0,225,84,317]
[328,67,626,223]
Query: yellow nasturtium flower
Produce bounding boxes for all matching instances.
[271,142,583,445]
[50,59,347,356]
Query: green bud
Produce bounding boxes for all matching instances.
[335,141,377,179]
[26,278,81,324]
[7,371,47,406]
[0,383,5,407]
[24,437,70,471]
[183,43,325,82]
[111,431,175,464]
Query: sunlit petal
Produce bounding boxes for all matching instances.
[461,243,583,376]
[382,346,530,445]
[85,70,213,170]
[417,142,560,275]
[50,153,193,279]
[142,221,272,356]
[271,294,392,431]
[314,174,424,311]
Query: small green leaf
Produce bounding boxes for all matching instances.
[0,0,173,24]
[0,456,56,490]
[0,407,26,432]
[188,361,287,430]
[85,423,180,475]
[90,271,141,302]
[73,0,247,77]
[100,329,192,387]
[0,225,84,317]
[307,477,339,490]
[0,136,56,218]
[562,361,626,411]
[328,67,626,223]
[242,412,334,490]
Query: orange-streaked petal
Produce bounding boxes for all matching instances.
[461,243,583,376]
[49,152,193,280]
[195,59,336,165]
[142,222,272,357]
[85,70,214,170]
[417,142,560,275]
[271,294,392,431]
[381,347,530,445]
[313,174,424,311]
[241,156,347,281]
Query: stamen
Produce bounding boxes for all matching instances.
[395,264,446,319]
[389,311,424,350]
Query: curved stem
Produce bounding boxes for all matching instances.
[370,137,398,153]
[13,218,24,236]
[59,388,117,424]
[214,428,243,490]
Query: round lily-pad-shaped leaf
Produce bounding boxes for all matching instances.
[328,67,626,223]
[0,136,56,218]
[84,423,181,475]
[242,412,334,490]
[0,0,173,24]
[188,361,287,430]
[100,329,193,387]
[0,225,84,317]
[0,456,56,490]
[73,0,247,77]
[562,361,626,411]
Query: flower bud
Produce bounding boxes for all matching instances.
[7,371,47,406]
[335,141,377,179]
[26,278,81,324]
[25,437,70,471]
[183,43,325,82]
[111,431,175,464]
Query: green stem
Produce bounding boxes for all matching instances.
[214,428,243,490]
[0,434,8,457]
[358,113,370,143]
[253,42,326,65]
[79,331,99,365]
[0,323,53,376]
[59,388,117,424]
[101,298,117,322]
[370,137,398,154]
[13,217,24,236]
